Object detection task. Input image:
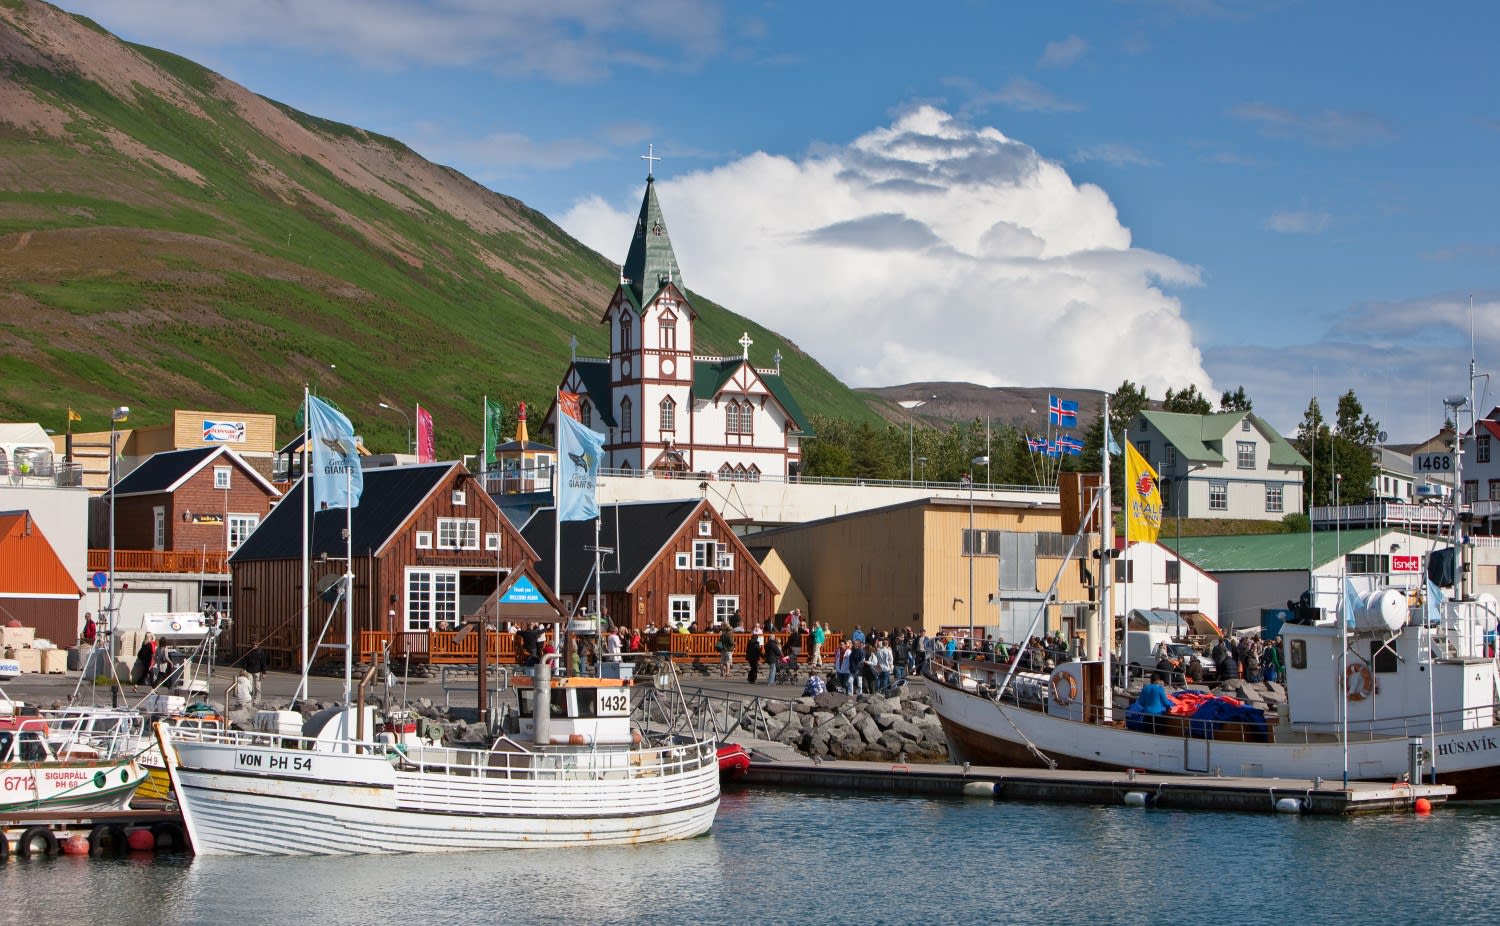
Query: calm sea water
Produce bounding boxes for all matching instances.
[6,788,1499,926]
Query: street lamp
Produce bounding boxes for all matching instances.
[969,455,989,643]
[107,405,128,705]
[378,401,414,455]
[917,456,928,487]
[898,397,935,484]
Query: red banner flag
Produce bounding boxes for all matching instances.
[558,391,582,422]
[416,405,435,463]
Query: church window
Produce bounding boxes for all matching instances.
[746,463,761,483]
[660,396,676,432]
[619,313,633,353]
[660,318,676,351]
[718,463,734,481]
[619,396,632,442]
[579,400,592,428]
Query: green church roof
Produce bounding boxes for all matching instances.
[620,175,682,307]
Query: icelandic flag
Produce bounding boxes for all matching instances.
[1048,395,1078,428]
[308,396,363,510]
[1026,435,1046,453]
[557,410,605,522]
[1058,435,1083,456]
[1045,440,1060,458]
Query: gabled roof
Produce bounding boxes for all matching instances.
[620,175,683,307]
[520,499,703,596]
[1162,529,1389,573]
[0,511,81,596]
[1140,409,1307,469]
[690,359,813,435]
[230,462,464,563]
[112,446,280,498]
[571,360,617,428]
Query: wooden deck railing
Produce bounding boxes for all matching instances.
[87,548,229,574]
[355,630,844,666]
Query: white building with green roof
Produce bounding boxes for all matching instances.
[550,163,810,482]
[1130,409,1309,522]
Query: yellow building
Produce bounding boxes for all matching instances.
[744,496,1097,645]
[57,409,279,494]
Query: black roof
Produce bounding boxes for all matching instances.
[520,499,701,598]
[230,462,455,563]
[112,447,220,496]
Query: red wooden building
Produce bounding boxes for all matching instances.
[0,511,83,644]
[228,462,543,667]
[521,499,779,631]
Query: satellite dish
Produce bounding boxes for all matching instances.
[316,573,344,603]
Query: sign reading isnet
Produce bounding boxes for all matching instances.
[1392,555,1421,573]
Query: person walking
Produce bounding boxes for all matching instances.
[717,625,734,678]
[132,633,158,691]
[764,633,783,685]
[834,640,852,693]
[746,629,763,685]
[811,621,826,666]
[242,640,269,702]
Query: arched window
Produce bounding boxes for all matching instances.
[659,396,676,432]
[579,399,592,428]
[619,396,632,442]
[718,463,734,481]
[746,463,761,483]
[724,400,739,435]
[618,311,633,353]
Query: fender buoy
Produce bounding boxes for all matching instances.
[15,826,59,858]
[126,827,156,852]
[1346,663,1373,701]
[88,824,128,858]
[1051,671,1078,706]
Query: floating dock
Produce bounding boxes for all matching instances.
[737,741,1452,815]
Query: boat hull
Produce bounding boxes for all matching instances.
[161,727,721,856]
[0,759,147,812]
[929,681,1500,801]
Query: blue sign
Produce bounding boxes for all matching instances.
[91,571,108,590]
[499,576,546,605]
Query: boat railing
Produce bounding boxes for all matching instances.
[659,686,812,743]
[39,709,148,759]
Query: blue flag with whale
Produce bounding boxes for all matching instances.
[557,410,604,522]
[308,395,363,511]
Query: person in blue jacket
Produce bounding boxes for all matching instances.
[1135,672,1176,734]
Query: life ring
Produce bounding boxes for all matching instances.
[15,825,59,858]
[88,824,129,858]
[1346,663,1374,701]
[1051,671,1079,706]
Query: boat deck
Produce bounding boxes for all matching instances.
[734,737,1452,815]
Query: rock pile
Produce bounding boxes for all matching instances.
[727,687,949,762]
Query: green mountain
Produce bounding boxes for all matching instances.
[0,0,883,455]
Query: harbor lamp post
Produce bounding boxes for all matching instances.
[898,397,934,484]
[969,455,989,644]
[107,405,128,704]
[378,401,414,455]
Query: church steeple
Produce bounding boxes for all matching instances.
[621,147,682,306]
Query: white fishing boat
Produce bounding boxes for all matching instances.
[0,693,147,812]
[157,660,720,855]
[157,390,719,856]
[928,392,1500,800]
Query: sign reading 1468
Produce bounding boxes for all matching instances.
[1414,452,1454,473]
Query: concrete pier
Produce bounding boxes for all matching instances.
[735,738,1452,815]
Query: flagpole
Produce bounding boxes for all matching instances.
[482,395,488,475]
[343,461,354,713]
[298,385,311,705]
[554,389,563,654]
[1099,395,1114,722]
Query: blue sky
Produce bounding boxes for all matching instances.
[53,0,1500,442]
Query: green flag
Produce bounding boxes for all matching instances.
[484,398,505,468]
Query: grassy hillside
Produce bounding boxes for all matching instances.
[0,0,882,455]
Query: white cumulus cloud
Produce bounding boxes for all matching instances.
[560,105,1210,400]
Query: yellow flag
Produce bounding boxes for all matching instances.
[68,408,82,422]
[1124,441,1162,543]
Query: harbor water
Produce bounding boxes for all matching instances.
[6,787,1499,926]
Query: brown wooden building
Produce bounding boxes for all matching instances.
[228,462,542,667]
[99,446,280,561]
[521,499,778,630]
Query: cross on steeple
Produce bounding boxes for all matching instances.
[641,144,660,179]
[738,331,753,360]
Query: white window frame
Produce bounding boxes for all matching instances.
[153,506,165,551]
[713,596,739,625]
[227,514,259,551]
[213,466,232,490]
[668,594,695,628]
[675,552,691,569]
[716,549,734,570]
[692,539,718,569]
[1480,435,1491,464]
[1209,481,1228,511]
[660,396,676,432]
[416,531,433,550]
[1237,441,1256,470]
[697,519,713,537]
[1266,484,1284,513]
[436,517,480,550]
[485,532,501,552]
[1165,446,1176,469]
[405,567,458,631]
[451,489,466,506]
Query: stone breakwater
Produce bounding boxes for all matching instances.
[729,688,949,762]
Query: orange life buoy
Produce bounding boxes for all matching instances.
[1051,671,1078,706]
[1346,663,1373,701]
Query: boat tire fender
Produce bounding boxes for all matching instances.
[88,824,129,858]
[150,822,188,853]
[1051,671,1078,706]
[15,826,58,858]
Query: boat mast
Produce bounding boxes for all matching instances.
[1099,395,1114,722]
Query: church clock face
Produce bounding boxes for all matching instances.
[661,358,675,376]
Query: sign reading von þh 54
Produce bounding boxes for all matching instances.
[202,419,247,443]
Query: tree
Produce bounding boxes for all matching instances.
[1293,397,1333,507]
[1219,386,1253,412]
[1292,391,1381,507]
[1163,385,1213,415]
